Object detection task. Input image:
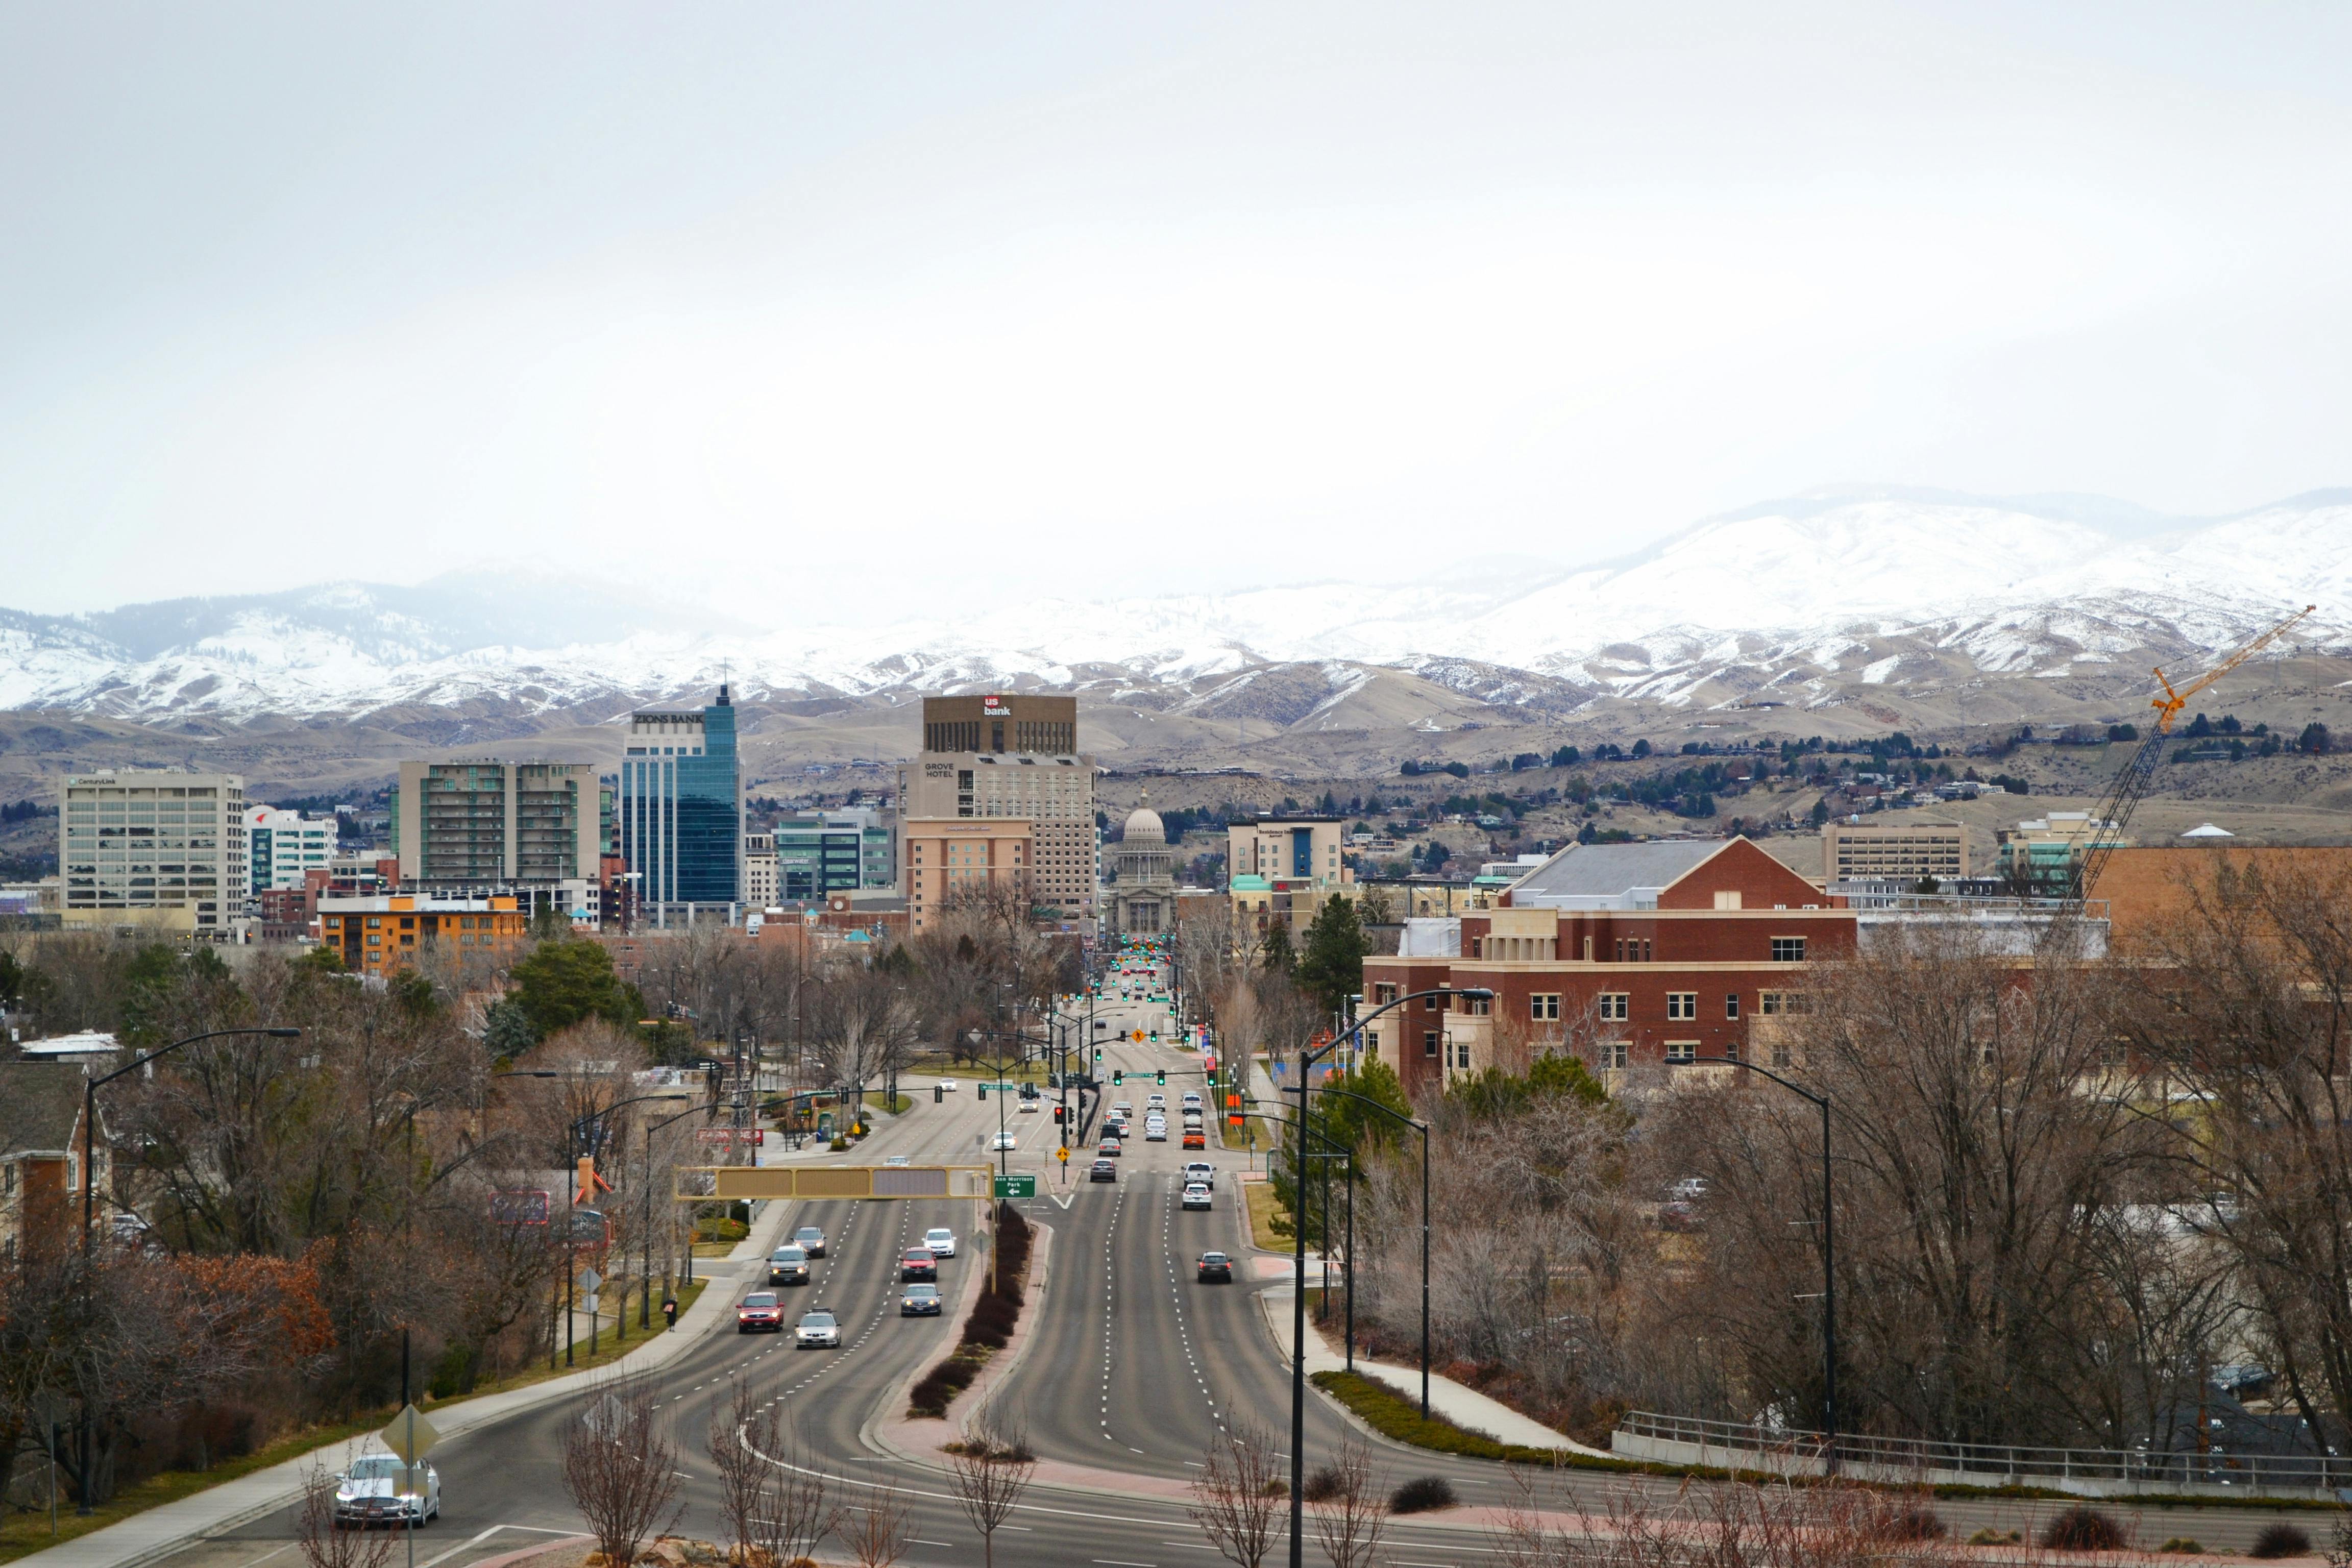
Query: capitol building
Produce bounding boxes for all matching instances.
[1105,796,1177,935]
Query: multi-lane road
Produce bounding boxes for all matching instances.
[119,959,2325,1568]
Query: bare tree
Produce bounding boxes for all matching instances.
[945,1418,1037,1568]
[754,1428,834,1568]
[706,1375,776,1565]
[1305,1434,1387,1568]
[296,1457,397,1568]
[1186,1418,1284,1568]
[561,1382,683,1568]
[836,1472,913,1568]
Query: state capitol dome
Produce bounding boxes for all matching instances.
[1122,798,1165,843]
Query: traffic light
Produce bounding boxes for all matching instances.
[1093,1046,1104,1062]
[934,1084,944,1103]
[977,1082,987,1100]
[1149,1031,1160,1044]
[1113,1069,1124,1085]
[1155,1068,1166,1085]
[1053,1105,1066,1124]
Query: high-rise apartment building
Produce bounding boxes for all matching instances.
[60,770,247,934]
[390,761,601,887]
[619,688,743,912]
[244,806,339,898]
[899,694,1095,924]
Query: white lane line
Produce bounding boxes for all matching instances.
[230,1544,302,1568]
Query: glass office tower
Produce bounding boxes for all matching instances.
[619,687,742,909]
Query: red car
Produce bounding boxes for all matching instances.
[900,1249,938,1283]
[737,1291,784,1333]
[1182,1130,1207,1149]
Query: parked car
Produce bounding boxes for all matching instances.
[901,1248,939,1282]
[1659,1200,1703,1233]
[1667,1176,1709,1203]
[1196,1252,1234,1283]
[1089,1159,1118,1183]
[900,1282,942,1316]
[767,1246,810,1286]
[334,1455,440,1527]
[795,1309,842,1348]
[794,1226,828,1258]
[738,1292,785,1333]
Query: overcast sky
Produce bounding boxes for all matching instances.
[4,3,2348,622]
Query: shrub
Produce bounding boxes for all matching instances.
[2158,1539,2204,1555]
[1390,1476,1457,1514]
[2250,1524,2312,1560]
[1867,1501,1946,1541]
[1968,1529,2023,1547]
[2042,1506,2126,1552]
[1302,1464,1345,1503]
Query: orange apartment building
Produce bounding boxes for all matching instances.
[1360,837,1854,1095]
[901,817,1032,935]
[317,893,529,975]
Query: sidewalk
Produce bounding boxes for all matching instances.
[1255,1286,1611,1458]
[22,1200,802,1568]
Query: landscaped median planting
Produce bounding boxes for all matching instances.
[1310,1370,1631,1468]
[908,1204,1034,1417]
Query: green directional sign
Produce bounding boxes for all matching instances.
[994,1175,1037,1199]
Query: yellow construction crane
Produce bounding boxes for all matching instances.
[2075,603,2316,899]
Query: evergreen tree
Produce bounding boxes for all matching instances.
[1294,895,1370,1018]
[505,938,635,1040]
[1259,921,1295,976]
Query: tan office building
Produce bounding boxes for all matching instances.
[60,770,247,935]
[902,818,1033,934]
[900,695,1096,924]
[1822,821,1971,884]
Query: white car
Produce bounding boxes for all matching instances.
[796,1309,842,1348]
[1145,1119,1168,1142]
[1147,1093,1167,1109]
[989,1131,1018,1151]
[937,1080,960,1093]
[1017,1096,1040,1113]
[1182,1182,1213,1211]
[334,1454,440,1527]
[1183,1162,1215,1189]
[924,1227,958,1258]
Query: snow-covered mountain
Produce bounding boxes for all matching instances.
[6,487,2347,727]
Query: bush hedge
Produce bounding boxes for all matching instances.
[905,1203,1037,1418]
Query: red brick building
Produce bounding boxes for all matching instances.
[1359,837,1852,1095]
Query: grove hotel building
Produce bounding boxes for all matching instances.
[899,694,1095,924]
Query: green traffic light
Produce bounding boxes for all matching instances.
[1113,1069,1123,1084]
[1156,1068,1166,1085]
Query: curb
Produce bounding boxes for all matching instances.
[470,1536,592,1568]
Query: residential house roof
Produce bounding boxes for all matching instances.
[0,1063,88,1157]
[1507,839,1730,910]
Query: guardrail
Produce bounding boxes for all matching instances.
[1614,1411,2349,1499]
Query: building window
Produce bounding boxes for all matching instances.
[1607,1041,1628,1070]
[1463,993,1490,1016]
[1453,1037,1472,1070]
[1759,991,1814,1016]
[1772,1042,1793,1069]
[1665,1040,1697,1062]
[1598,993,1628,1021]
[1374,983,1397,1006]
[1725,993,1741,1020]
[1772,937,1807,963]
[1530,993,1560,1021]
[1667,992,1698,1021]
[1423,1030,1439,1059]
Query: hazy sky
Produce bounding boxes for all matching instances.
[4,3,2349,622]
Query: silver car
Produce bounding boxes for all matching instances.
[333,1454,440,1527]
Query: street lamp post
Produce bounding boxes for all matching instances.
[1677,1056,1837,1471]
[77,1025,301,1512]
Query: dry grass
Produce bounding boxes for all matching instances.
[1242,1177,1292,1252]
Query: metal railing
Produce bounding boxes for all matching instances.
[1616,1410,2349,1496]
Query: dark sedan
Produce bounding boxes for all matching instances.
[1196,1252,1234,1283]
[1089,1159,1118,1183]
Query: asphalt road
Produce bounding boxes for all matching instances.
[139,968,2334,1568]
